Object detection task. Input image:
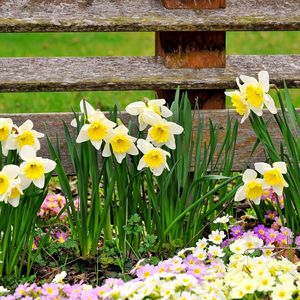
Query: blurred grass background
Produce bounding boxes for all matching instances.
[0,31,299,113]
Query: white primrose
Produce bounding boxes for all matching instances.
[137,139,170,176]
[234,169,268,205]
[5,120,44,153]
[125,98,173,131]
[0,118,14,156]
[103,124,139,163]
[146,118,183,149]
[19,146,56,189]
[76,112,116,150]
[239,71,277,116]
[254,162,288,196]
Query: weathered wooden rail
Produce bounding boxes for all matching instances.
[0,0,299,173]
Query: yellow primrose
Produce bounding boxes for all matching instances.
[5,120,44,153]
[125,98,173,131]
[20,146,56,189]
[146,118,183,149]
[239,71,277,115]
[137,139,170,176]
[103,124,138,163]
[254,162,288,196]
[234,169,268,205]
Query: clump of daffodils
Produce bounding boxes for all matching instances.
[72,98,183,176]
[226,71,277,123]
[0,119,56,207]
[235,161,288,205]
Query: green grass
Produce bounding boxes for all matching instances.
[0,31,299,113]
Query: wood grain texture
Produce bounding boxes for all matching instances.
[0,110,294,174]
[0,55,299,92]
[0,0,299,32]
[162,0,226,9]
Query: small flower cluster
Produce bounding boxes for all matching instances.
[72,99,183,176]
[235,161,288,205]
[225,71,277,123]
[38,194,79,220]
[0,119,56,207]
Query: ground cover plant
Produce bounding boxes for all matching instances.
[1,71,300,299]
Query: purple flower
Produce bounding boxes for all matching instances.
[253,225,267,239]
[230,225,244,238]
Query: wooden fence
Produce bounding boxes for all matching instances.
[0,0,299,173]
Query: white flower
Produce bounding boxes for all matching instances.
[229,239,247,255]
[225,88,250,123]
[71,99,106,127]
[137,139,170,176]
[213,214,231,224]
[208,230,226,245]
[254,162,288,196]
[234,169,268,205]
[52,271,67,283]
[103,124,139,163]
[243,235,264,253]
[0,118,14,156]
[76,112,116,150]
[239,71,277,115]
[19,146,56,189]
[0,164,22,207]
[125,98,173,131]
[193,248,207,261]
[271,284,294,300]
[146,118,183,149]
[0,286,9,294]
[5,120,44,153]
[208,245,225,257]
[196,238,208,249]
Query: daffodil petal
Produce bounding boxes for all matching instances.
[240,75,258,85]
[234,186,246,202]
[76,125,89,143]
[19,120,33,132]
[20,146,36,161]
[102,143,111,157]
[258,71,270,93]
[264,94,277,114]
[254,162,272,174]
[137,139,153,154]
[33,176,45,189]
[273,162,287,173]
[125,102,146,115]
[43,159,56,173]
[137,158,147,170]
[242,169,257,182]
[8,197,20,207]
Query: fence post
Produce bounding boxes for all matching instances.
[156,1,226,108]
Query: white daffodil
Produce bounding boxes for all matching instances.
[19,146,56,189]
[71,99,106,127]
[0,118,14,156]
[225,89,250,123]
[125,98,173,131]
[239,71,277,115]
[254,162,288,196]
[146,118,183,149]
[235,169,268,205]
[0,164,21,205]
[6,180,23,207]
[137,139,170,176]
[76,112,116,150]
[103,124,138,163]
[5,120,44,153]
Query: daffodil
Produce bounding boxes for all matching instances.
[146,118,183,149]
[0,118,14,156]
[5,120,44,153]
[103,124,138,163]
[71,99,106,127]
[235,169,268,205]
[225,90,250,123]
[125,98,173,131]
[0,165,21,206]
[137,139,170,176]
[254,162,288,196]
[239,71,277,115]
[76,112,116,150]
[19,146,56,189]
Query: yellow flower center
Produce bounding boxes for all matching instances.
[0,174,9,194]
[245,181,263,200]
[231,93,247,116]
[17,131,35,148]
[278,291,286,298]
[149,124,170,143]
[110,134,131,153]
[262,279,269,286]
[24,161,45,180]
[245,84,264,108]
[144,149,164,168]
[9,187,21,199]
[87,121,108,141]
[148,104,161,116]
[143,271,150,278]
[264,169,283,186]
[0,125,10,141]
